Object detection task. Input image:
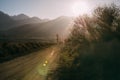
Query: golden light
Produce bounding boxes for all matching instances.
[45,60,48,64]
[72,1,90,16]
[43,63,46,67]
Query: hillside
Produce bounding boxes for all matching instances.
[0,11,49,30]
[6,16,73,39]
[11,14,30,20]
[0,11,14,30]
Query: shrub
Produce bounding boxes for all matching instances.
[50,4,120,80]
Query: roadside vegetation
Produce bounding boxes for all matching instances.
[0,40,54,63]
[50,4,120,80]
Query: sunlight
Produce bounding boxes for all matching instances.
[72,1,90,16]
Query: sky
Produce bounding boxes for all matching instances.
[0,0,119,19]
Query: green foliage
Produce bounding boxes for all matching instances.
[94,3,120,41]
[0,41,54,63]
[50,3,120,80]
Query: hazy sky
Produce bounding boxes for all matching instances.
[0,0,119,19]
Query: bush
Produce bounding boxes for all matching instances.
[0,41,54,63]
[50,4,120,80]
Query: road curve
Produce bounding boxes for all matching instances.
[0,46,59,80]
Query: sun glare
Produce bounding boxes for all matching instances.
[72,1,90,16]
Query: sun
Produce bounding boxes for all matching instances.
[72,1,90,16]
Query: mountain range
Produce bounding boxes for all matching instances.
[0,11,73,39]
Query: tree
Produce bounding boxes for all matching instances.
[50,3,120,80]
[94,3,120,41]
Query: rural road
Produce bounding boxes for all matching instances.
[0,46,59,80]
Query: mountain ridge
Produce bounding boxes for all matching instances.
[0,11,73,39]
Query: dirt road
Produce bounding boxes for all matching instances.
[0,46,59,80]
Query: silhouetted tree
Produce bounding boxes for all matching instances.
[50,3,120,80]
[94,3,120,41]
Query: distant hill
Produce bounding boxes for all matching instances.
[6,16,73,39]
[0,11,13,23]
[11,14,49,24]
[0,11,73,39]
[0,11,14,30]
[11,14,29,20]
[10,16,49,29]
[0,11,49,30]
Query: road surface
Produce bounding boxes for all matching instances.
[0,46,59,80]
